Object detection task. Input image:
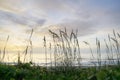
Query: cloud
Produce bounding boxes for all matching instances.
[57,21,96,36]
[0,10,46,27]
[0,0,120,37]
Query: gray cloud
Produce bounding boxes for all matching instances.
[55,20,97,37]
[0,10,46,27]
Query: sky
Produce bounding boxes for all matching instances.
[0,0,120,63]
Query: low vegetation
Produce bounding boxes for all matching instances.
[0,63,120,80]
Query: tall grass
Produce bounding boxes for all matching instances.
[0,28,120,69]
[96,38,101,68]
[111,30,120,65]
[1,35,9,62]
[49,28,81,71]
[108,34,114,65]
[49,43,52,68]
[1,28,120,80]
[43,36,47,67]
[43,29,120,70]
[23,29,33,63]
[83,41,96,66]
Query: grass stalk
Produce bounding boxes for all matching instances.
[1,35,9,62]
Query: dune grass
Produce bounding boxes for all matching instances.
[0,28,120,80]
